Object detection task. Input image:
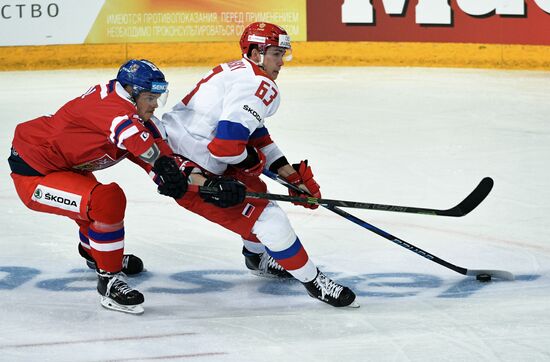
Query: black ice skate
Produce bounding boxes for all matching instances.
[97,271,144,315]
[303,269,359,308]
[79,243,144,275]
[242,247,292,278]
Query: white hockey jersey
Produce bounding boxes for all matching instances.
[161,58,285,175]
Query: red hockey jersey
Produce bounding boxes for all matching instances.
[12,80,156,175]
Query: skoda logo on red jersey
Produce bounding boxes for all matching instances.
[34,188,43,199]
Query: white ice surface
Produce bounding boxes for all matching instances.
[1,66,549,362]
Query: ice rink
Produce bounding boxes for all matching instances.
[1,65,549,362]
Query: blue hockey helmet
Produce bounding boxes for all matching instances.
[116,59,169,99]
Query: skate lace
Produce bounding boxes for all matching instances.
[314,273,344,300]
[106,274,133,296]
[122,255,129,269]
[259,253,285,272]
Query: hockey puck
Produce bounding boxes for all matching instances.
[476,273,492,282]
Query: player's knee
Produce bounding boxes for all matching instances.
[89,183,126,224]
[252,204,295,251]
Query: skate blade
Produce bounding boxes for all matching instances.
[100,296,144,315]
[346,300,360,308]
[249,270,292,279]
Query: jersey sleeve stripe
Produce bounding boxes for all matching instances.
[116,126,140,150]
[208,138,247,159]
[109,116,131,144]
[215,120,250,140]
[249,134,273,148]
[110,116,142,150]
[207,120,250,159]
[249,126,269,139]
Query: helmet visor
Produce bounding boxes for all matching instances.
[139,90,169,108]
[149,81,169,107]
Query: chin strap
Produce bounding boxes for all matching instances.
[244,54,265,69]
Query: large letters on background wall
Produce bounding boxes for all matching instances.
[342,0,550,25]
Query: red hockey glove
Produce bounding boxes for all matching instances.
[233,146,266,178]
[285,160,321,209]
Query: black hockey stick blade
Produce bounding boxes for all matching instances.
[435,177,494,217]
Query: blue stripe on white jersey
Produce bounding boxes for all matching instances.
[249,126,269,140]
[215,120,250,140]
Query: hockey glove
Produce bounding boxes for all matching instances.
[200,176,246,208]
[285,160,321,209]
[152,155,188,199]
[233,146,266,178]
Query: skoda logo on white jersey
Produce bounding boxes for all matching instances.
[31,185,82,213]
[243,105,262,122]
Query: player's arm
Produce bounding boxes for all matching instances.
[246,124,321,209]
[112,114,188,198]
[207,82,274,177]
[128,118,245,206]
[245,123,321,209]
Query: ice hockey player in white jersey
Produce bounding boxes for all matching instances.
[162,22,358,308]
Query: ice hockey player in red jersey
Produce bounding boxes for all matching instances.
[8,59,204,314]
[161,23,358,308]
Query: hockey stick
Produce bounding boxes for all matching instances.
[199,175,493,216]
[260,169,514,281]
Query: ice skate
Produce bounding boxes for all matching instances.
[242,247,292,279]
[79,244,144,275]
[303,269,359,308]
[97,271,144,315]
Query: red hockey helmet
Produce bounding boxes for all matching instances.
[239,22,292,60]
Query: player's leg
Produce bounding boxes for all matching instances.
[226,173,294,277]
[10,172,144,314]
[77,220,143,275]
[177,189,357,307]
[241,232,292,278]
[250,202,358,308]
[86,182,144,314]
[176,185,292,277]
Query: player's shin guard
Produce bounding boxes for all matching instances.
[78,241,144,275]
[87,222,125,272]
